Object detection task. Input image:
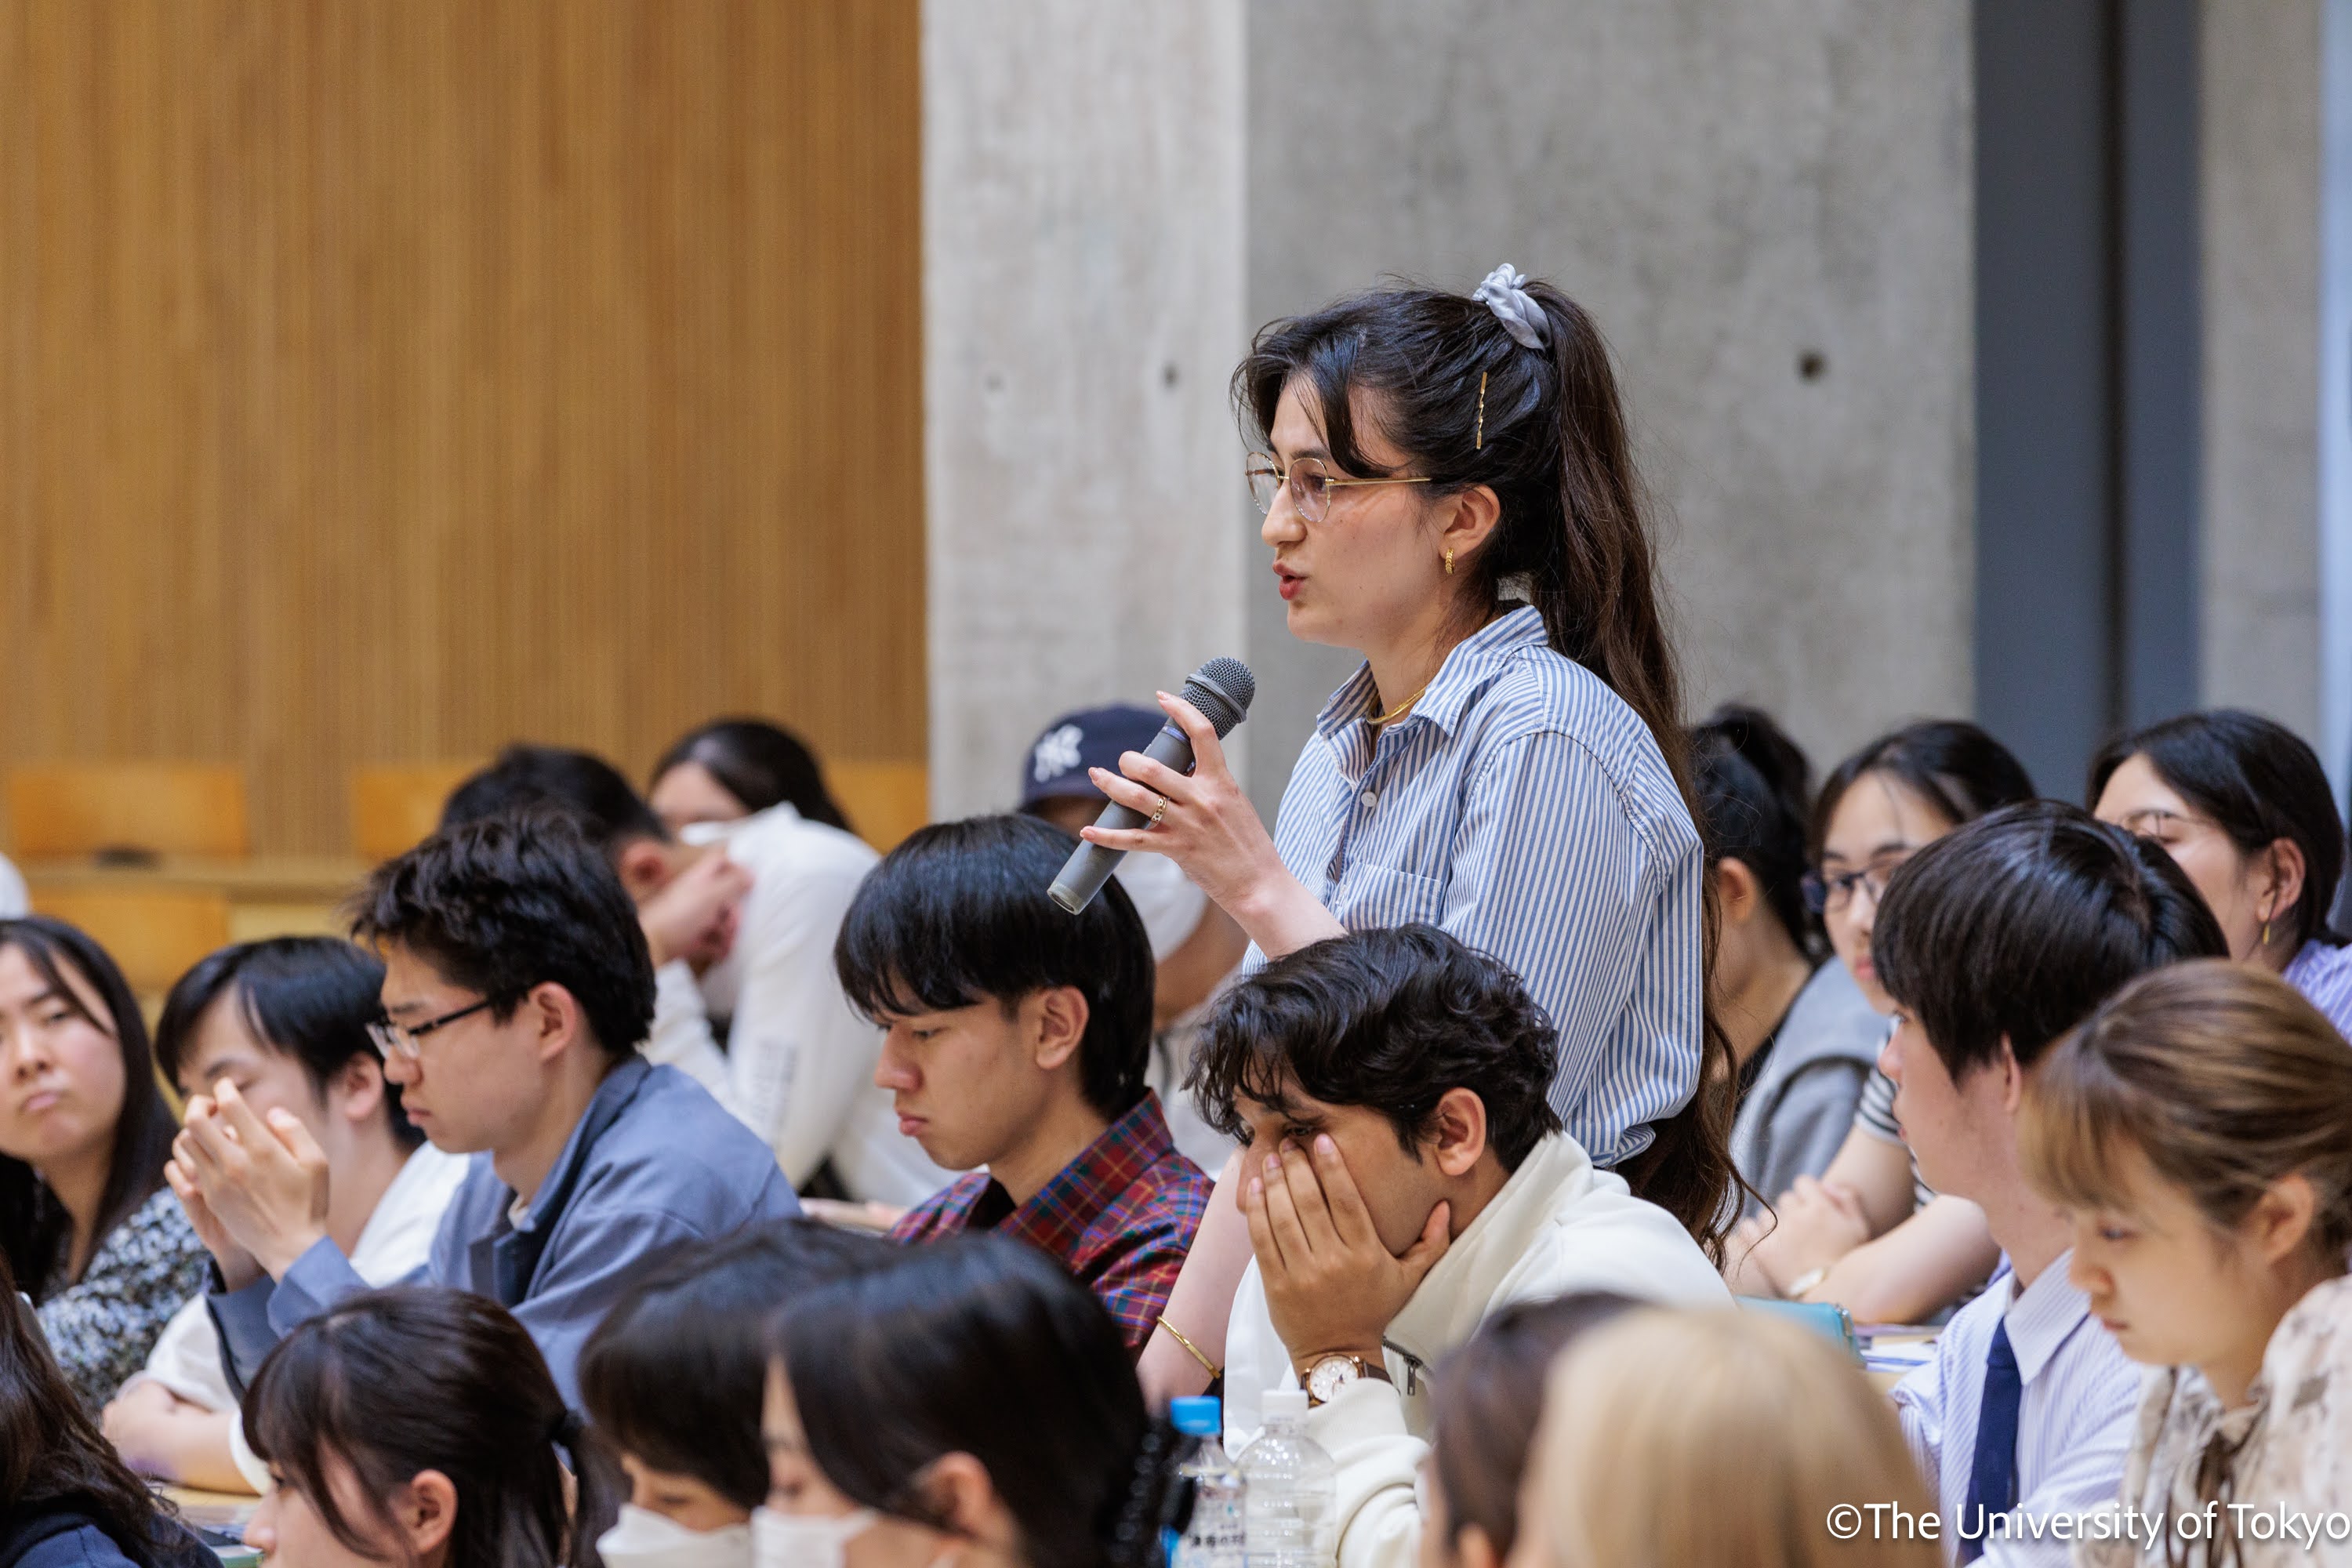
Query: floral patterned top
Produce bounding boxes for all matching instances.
[2078,1274,2352,1566]
[34,1185,211,1413]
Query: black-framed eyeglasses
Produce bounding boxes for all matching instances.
[1801,851,1920,916]
[366,993,518,1062]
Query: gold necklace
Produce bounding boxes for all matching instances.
[1371,681,1432,727]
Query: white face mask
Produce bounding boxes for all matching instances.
[750,1505,879,1568]
[1112,851,1209,963]
[597,1504,754,1568]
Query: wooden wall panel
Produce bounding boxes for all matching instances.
[0,0,924,854]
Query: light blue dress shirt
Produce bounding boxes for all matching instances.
[1894,1253,2145,1566]
[1264,605,1704,1167]
[209,1054,800,1406]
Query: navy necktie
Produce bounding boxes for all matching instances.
[1959,1320,2022,1564]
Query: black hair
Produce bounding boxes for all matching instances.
[1690,704,1815,953]
[2088,708,2347,949]
[768,1234,1172,1568]
[0,919,178,1304]
[833,815,1153,1119]
[245,1287,603,1568]
[1875,801,2230,1078]
[1190,924,1565,1171]
[652,719,851,833]
[350,813,655,1061]
[154,938,419,1151]
[1428,1292,1642,1561]
[1811,720,2037,862]
[442,744,671,852]
[0,1248,198,1565]
[579,1221,897,1512]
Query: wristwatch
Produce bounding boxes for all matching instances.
[1304,1353,1393,1407]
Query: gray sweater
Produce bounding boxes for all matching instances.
[1728,960,1888,1218]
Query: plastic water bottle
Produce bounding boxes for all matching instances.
[1236,1388,1335,1568]
[1170,1396,1246,1568]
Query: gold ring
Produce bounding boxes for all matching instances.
[1149,797,1168,825]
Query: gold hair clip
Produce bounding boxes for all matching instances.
[1475,371,1488,450]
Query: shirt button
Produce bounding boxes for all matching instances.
[1359,789,1377,808]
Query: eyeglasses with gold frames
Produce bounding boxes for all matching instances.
[1246,453,1431,523]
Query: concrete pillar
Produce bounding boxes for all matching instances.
[923,1,1247,820]
[2200,0,2324,742]
[1241,1,1976,804]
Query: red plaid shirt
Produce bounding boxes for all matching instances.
[889,1092,1210,1353]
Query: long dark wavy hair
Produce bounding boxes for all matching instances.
[0,918,178,1298]
[0,1248,194,1563]
[1236,277,1739,1251]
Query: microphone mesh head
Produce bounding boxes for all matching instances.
[1181,657,1257,737]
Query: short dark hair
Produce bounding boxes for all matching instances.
[579,1221,896,1511]
[441,744,670,855]
[832,815,1153,1119]
[1691,704,1815,952]
[351,814,655,1060]
[154,938,419,1150]
[2089,708,2347,949]
[652,718,851,833]
[1812,720,2037,861]
[768,1235,1165,1568]
[1875,801,2229,1079]
[1190,924,1566,1171]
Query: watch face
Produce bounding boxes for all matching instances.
[1307,1356,1359,1403]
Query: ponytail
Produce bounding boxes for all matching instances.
[1236,274,1740,1258]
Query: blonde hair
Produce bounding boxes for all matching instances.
[1524,1308,1940,1568]
[2020,958,2352,1260]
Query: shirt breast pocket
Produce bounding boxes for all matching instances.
[1333,861,1446,932]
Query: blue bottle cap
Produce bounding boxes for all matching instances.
[1168,1395,1221,1436]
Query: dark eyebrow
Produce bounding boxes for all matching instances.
[1820,839,1919,866]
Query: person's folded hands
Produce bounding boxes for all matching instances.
[170,1080,332,1283]
[1242,1132,1449,1377]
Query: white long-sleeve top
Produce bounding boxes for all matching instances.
[1222,1133,1733,1568]
[640,803,955,1207]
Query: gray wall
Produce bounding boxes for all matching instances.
[2201,0,2323,740]
[924,1,1248,819]
[1242,2,1976,806]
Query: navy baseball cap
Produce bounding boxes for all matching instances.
[1018,705,1168,810]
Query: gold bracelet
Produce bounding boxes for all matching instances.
[1156,1316,1221,1381]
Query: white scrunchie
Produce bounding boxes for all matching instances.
[1472,263,1547,350]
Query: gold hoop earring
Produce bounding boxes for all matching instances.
[2262,917,2274,949]
[1443,547,1454,575]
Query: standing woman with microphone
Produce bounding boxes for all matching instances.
[1090,267,1733,1401]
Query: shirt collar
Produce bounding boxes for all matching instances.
[1312,605,1549,745]
[996,1092,1179,1257]
[1998,1250,2096,1385]
[509,1054,652,1234]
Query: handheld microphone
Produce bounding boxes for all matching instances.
[1048,657,1256,915]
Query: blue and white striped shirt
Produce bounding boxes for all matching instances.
[1263,605,1704,1167]
[2284,938,2352,1042]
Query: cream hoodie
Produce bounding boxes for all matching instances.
[1222,1132,1731,1568]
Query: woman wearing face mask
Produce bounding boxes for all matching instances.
[2089,709,2352,1037]
[241,1287,608,1568]
[649,719,855,840]
[760,1235,1175,1568]
[1722,723,2031,1322]
[583,1222,895,1568]
[0,917,209,1410]
[2020,961,2352,1566]
[1128,267,1736,1403]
